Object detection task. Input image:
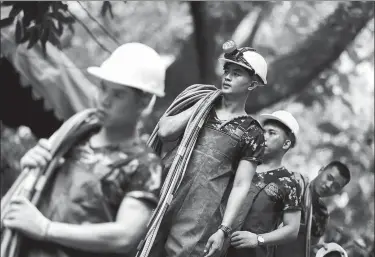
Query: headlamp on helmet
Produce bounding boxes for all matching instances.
[222,40,262,83]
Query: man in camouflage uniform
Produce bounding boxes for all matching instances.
[225,110,303,257]
[4,43,166,257]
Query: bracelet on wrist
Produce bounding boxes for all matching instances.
[218,224,232,238]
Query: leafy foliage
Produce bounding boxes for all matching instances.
[0,2,374,255]
[1,2,73,54]
[0,1,114,55]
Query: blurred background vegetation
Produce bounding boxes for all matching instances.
[1,2,374,256]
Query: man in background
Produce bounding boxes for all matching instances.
[275,161,351,257]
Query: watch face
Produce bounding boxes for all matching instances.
[258,236,265,243]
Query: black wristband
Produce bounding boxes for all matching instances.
[218,225,232,238]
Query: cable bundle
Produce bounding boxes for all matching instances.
[0,109,100,257]
[137,84,221,257]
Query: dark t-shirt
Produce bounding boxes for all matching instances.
[225,167,302,257]
[205,109,265,164]
[252,167,303,213]
[274,175,330,257]
[67,136,163,207]
[21,134,163,257]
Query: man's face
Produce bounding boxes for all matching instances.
[263,123,289,156]
[221,63,252,95]
[314,166,348,197]
[94,80,142,127]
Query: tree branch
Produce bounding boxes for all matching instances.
[189,2,216,84]
[245,1,374,113]
[76,1,120,46]
[246,3,273,47]
[67,10,111,54]
[157,3,250,109]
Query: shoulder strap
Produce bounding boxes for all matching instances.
[304,185,313,257]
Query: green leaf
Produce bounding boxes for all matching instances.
[19,28,30,44]
[49,17,63,36]
[0,17,15,28]
[49,29,61,49]
[9,3,23,18]
[27,27,40,49]
[101,1,114,19]
[15,19,22,43]
[57,21,63,35]
[40,27,49,45]
[67,23,75,34]
[50,11,75,24]
[52,2,68,12]
[40,27,50,56]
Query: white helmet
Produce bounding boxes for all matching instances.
[260,110,300,137]
[315,243,348,257]
[87,43,166,97]
[219,40,268,85]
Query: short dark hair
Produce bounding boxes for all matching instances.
[325,161,351,184]
[324,251,342,257]
[263,119,296,148]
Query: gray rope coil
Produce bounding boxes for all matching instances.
[1,109,100,257]
[136,84,221,257]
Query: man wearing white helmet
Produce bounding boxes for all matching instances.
[4,43,165,257]
[149,40,267,257]
[225,110,303,257]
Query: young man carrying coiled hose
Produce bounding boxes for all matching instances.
[2,43,165,257]
[145,40,268,257]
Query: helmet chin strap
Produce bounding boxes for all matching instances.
[141,95,157,117]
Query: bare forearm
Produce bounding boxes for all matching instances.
[158,106,196,141]
[46,222,143,253]
[261,224,300,246]
[222,184,250,227]
[222,161,255,228]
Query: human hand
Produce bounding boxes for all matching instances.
[204,229,226,257]
[3,196,51,241]
[20,139,52,170]
[230,231,258,249]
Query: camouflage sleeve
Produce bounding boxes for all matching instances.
[125,152,163,207]
[240,125,265,165]
[282,177,303,211]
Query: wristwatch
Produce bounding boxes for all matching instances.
[257,235,265,246]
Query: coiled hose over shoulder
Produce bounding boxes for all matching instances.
[136,84,221,257]
[0,109,101,257]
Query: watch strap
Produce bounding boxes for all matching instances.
[257,235,265,246]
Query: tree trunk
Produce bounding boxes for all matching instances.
[245,3,273,47]
[156,3,250,110]
[245,1,374,113]
[189,2,216,84]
